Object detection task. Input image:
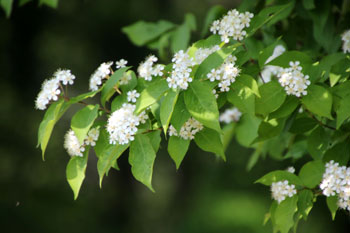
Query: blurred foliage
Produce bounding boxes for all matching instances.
[0,0,349,233]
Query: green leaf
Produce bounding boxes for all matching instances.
[184,80,221,132]
[160,90,179,135]
[101,67,129,107]
[200,5,226,37]
[256,118,286,142]
[221,122,235,151]
[129,134,156,191]
[71,105,99,145]
[302,0,315,9]
[302,85,333,119]
[235,113,261,147]
[168,136,190,169]
[255,170,304,186]
[69,90,100,103]
[289,117,317,134]
[0,0,13,17]
[323,141,350,166]
[298,160,325,188]
[195,43,241,79]
[248,1,295,36]
[146,130,161,153]
[319,53,346,83]
[134,79,169,114]
[269,96,299,119]
[267,51,312,68]
[257,38,283,68]
[171,13,196,52]
[307,126,330,160]
[194,127,225,160]
[37,100,71,160]
[66,148,89,200]
[95,130,129,187]
[111,94,127,112]
[326,196,338,220]
[39,0,58,8]
[336,94,350,129]
[122,20,175,46]
[171,93,191,132]
[120,70,138,92]
[297,190,314,220]
[255,80,286,117]
[227,86,255,114]
[274,195,298,233]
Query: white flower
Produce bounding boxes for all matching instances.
[271,180,297,204]
[54,69,76,85]
[193,45,220,65]
[64,129,84,157]
[206,55,240,92]
[219,107,242,124]
[116,59,128,69]
[107,103,147,145]
[119,72,132,85]
[127,90,140,103]
[168,117,203,140]
[341,30,350,54]
[84,127,100,146]
[286,167,295,173]
[138,55,161,81]
[210,9,253,43]
[167,50,195,90]
[89,61,113,91]
[275,61,310,97]
[35,77,61,110]
[320,160,350,211]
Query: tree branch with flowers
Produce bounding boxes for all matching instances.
[35,0,350,232]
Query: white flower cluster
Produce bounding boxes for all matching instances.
[219,107,242,124]
[35,69,76,110]
[64,127,100,157]
[193,45,220,64]
[168,117,203,140]
[276,61,310,97]
[261,45,286,83]
[137,55,164,81]
[89,62,113,91]
[207,55,240,92]
[167,50,195,90]
[341,30,350,54]
[116,59,128,69]
[286,166,295,173]
[271,180,297,204]
[127,90,140,103]
[107,103,148,145]
[320,160,350,211]
[210,9,253,43]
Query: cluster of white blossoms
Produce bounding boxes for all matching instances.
[261,45,286,83]
[168,117,203,140]
[193,45,220,64]
[341,29,350,53]
[286,166,295,173]
[89,61,113,91]
[35,69,76,110]
[210,9,253,43]
[64,127,100,157]
[271,180,297,204]
[320,160,350,211]
[127,90,140,103]
[219,107,242,124]
[167,50,195,90]
[107,103,148,145]
[207,55,240,92]
[276,61,311,97]
[137,55,165,81]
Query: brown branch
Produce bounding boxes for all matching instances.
[304,108,336,131]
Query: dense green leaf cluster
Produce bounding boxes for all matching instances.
[35,0,350,232]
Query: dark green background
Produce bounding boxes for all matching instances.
[0,0,349,232]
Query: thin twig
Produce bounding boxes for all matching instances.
[304,108,336,131]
